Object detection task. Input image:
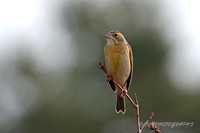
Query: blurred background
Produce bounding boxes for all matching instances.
[0,0,199,133]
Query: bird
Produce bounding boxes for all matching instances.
[104,30,133,114]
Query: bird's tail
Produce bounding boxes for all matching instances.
[116,95,126,114]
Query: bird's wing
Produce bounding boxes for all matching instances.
[125,44,133,90]
[109,80,116,92]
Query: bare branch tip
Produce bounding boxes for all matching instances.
[134,93,138,104]
[149,112,154,120]
[99,62,102,66]
[99,62,103,68]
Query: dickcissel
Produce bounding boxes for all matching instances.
[104,30,133,114]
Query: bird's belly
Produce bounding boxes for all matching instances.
[105,52,130,85]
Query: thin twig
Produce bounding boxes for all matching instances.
[126,94,137,108]
[133,93,140,133]
[141,112,154,131]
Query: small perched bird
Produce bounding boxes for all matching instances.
[104,30,133,114]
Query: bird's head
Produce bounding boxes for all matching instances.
[105,30,127,45]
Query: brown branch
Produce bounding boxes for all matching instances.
[141,112,154,131]
[99,62,160,133]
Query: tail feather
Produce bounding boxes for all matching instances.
[116,95,126,114]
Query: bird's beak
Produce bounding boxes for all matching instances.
[104,33,112,39]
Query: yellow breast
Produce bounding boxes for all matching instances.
[105,45,125,73]
[109,53,121,72]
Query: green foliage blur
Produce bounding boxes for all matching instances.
[1,1,199,133]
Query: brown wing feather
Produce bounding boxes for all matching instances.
[125,44,133,90]
[109,80,116,92]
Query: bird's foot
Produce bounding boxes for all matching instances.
[121,89,127,98]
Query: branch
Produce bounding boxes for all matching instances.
[99,62,160,133]
[141,112,154,131]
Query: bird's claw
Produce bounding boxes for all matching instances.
[121,89,127,98]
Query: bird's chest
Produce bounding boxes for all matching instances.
[104,45,130,76]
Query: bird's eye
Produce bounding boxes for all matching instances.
[114,34,118,37]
